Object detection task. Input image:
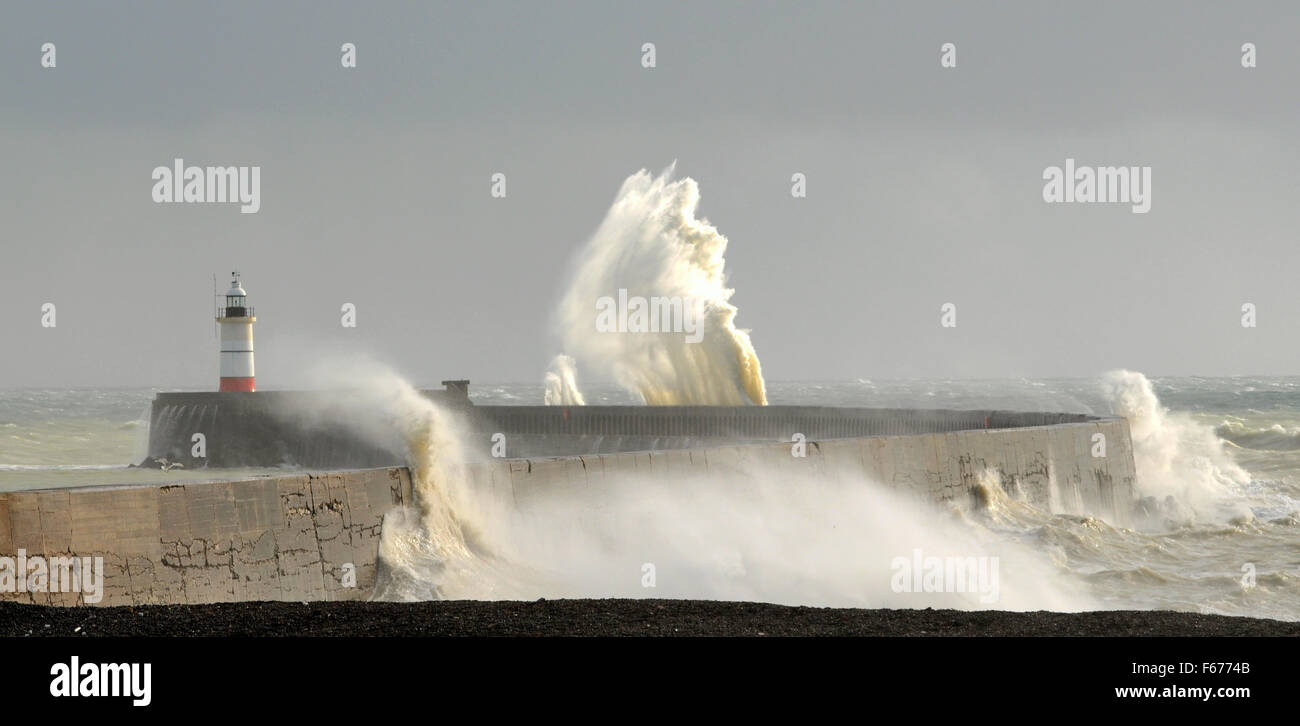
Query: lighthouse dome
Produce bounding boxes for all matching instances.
[226,282,247,296]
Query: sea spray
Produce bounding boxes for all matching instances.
[294,360,502,599]
[548,164,767,406]
[370,382,477,601]
[1101,369,1252,525]
[543,354,585,406]
[323,367,1085,608]
[491,465,1090,609]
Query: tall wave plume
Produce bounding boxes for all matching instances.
[1101,369,1252,525]
[548,164,767,406]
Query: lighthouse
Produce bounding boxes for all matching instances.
[216,272,256,392]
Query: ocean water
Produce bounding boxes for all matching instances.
[2,376,1297,620]
[0,388,289,490]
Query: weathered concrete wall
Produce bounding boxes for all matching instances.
[0,468,411,606]
[4,418,1135,606]
[473,419,1137,526]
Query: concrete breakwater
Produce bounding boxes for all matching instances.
[3,413,1135,606]
[0,468,412,606]
[145,387,1108,467]
[489,418,1136,526]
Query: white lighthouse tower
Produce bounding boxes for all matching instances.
[216,271,256,392]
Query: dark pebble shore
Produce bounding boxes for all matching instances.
[3,599,1297,637]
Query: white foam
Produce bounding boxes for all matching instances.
[547,165,767,405]
[1102,369,1252,525]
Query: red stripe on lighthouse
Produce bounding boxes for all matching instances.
[219,377,255,392]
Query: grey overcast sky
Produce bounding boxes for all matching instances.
[2,1,1299,388]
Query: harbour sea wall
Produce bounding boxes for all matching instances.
[2,410,1135,606]
[144,388,1112,466]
